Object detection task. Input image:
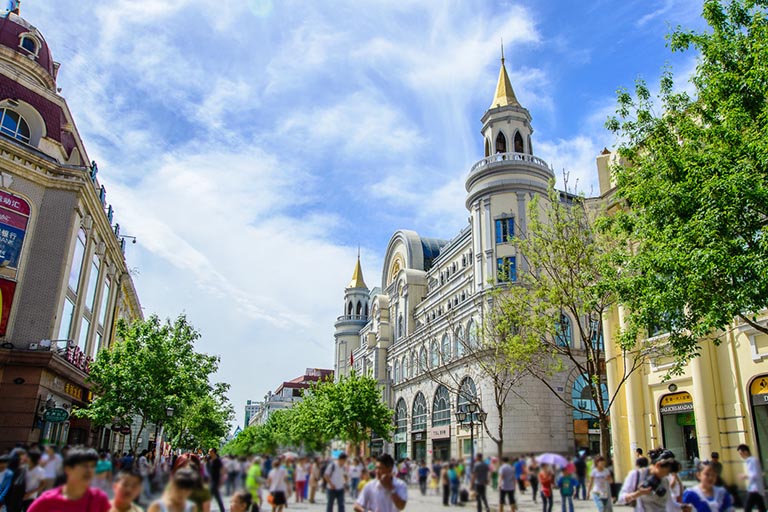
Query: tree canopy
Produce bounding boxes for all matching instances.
[75,314,231,452]
[606,0,768,366]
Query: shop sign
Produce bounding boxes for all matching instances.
[0,278,16,336]
[63,382,83,401]
[751,377,768,406]
[412,432,426,442]
[393,432,406,443]
[42,407,69,423]
[65,343,92,374]
[430,426,450,439]
[660,391,694,415]
[0,189,30,270]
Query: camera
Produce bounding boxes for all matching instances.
[641,474,667,497]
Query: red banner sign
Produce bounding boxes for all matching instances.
[0,277,16,336]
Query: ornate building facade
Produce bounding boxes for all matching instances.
[0,9,142,450]
[333,58,595,461]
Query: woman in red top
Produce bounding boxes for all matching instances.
[539,464,555,512]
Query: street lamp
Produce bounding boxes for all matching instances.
[455,403,486,470]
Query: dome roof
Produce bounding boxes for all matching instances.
[0,13,56,80]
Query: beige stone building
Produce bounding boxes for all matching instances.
[333,58,597,461]
[0,10,142,450]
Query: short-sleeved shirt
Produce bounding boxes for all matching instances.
[473,462,490,486]
[557,476,577,496]
[499,464,515,491]
[95,459,112,475]
[25,465,46,498]
[325,461,346,490]
[590,468,611,497]
[268,467,288,492]
[27,486,111,512]
[42,454,62,480]
[682,486,734,512]
[745,456,765,494]
[356,477,407,512]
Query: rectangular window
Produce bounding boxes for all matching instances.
[497,257,517,282]
[495,218,514,244]
[95,332,103,353]
[57,298,75,340]
[85,256,100,311]
[67,229,87,292]
[78,316,90,351]
[99,279,111,327]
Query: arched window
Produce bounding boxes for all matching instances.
[430,341,439,368]
[433,386,451,426]
[556,314,573,347]
[20,36,36,55]
[441,334,451,361]
[572,374,608,420]
[457,377,478,412]
[418,347,427,373]
[401,355,408,380]
[395,398,408,434]
[347,302,353,316]
[495,132,507,153]
[0,109,30,144]
[467,320,479,350]
[365,303,369,317]
[412,392,427,432]
[514,131,524,153]
[393,360,399,383]
[356,301,362,315]
[455,326,465,358]
[484,138,491,157]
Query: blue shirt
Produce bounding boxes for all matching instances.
[0,468,13,503]
[682,486,734,512]
[514,460,525,478]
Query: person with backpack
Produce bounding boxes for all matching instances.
[557,466,578,512]
[617,448,678,512]
[324,453,348,512]
[449,463,461,506]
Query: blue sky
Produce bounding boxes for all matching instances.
[24,0,705,428]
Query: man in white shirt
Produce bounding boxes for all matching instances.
[325,453,348,512]
[354,453,407,512]
[738,444,766,512]
[267,457,289,512]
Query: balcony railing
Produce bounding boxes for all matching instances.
[336,314,368,322]
[469,151,550,174]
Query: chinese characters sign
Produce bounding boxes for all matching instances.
[0,189,29,270]
[65,343,92,374]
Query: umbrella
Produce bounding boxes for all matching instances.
[537,453,569,467]
[281,451,299,459]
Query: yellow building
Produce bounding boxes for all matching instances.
[595,151,768,485]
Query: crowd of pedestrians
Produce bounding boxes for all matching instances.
[1,442,765,512]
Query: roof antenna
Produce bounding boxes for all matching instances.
[357,244,360,259]
[501,37,505,64]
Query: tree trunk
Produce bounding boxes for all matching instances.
[132,417,146,456]
[599,414,611,459]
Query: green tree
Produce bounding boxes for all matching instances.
[495,182,642,457]
[75,315,221,454]
[171,383,234,451]
[223,409,299,456]
[312,371,393,454]
[606,0,768,367]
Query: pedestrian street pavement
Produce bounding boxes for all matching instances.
[241,486,601,512]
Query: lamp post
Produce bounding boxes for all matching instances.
[455,403,487,470]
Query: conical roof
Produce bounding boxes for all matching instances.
[490,55,520,109]
[348,256,367,289]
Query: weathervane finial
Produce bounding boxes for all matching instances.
[501,37,505,64]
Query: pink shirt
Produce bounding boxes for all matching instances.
[27,486,111,512]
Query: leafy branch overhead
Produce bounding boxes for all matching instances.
[606,0,768,366]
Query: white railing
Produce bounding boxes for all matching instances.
[336,314,368,322]
[469,151,550,174]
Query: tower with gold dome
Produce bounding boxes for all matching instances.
[332,52,579,460]
[333,254,371,378]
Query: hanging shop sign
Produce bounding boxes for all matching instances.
[412,432,426,442]
[660,391,694,414]
[42,407,69,423]
[393,432,407,444]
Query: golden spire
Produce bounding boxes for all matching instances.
[348,252,367,289]
[490,41,520,109]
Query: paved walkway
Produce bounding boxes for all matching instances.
[235,487,600,512]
